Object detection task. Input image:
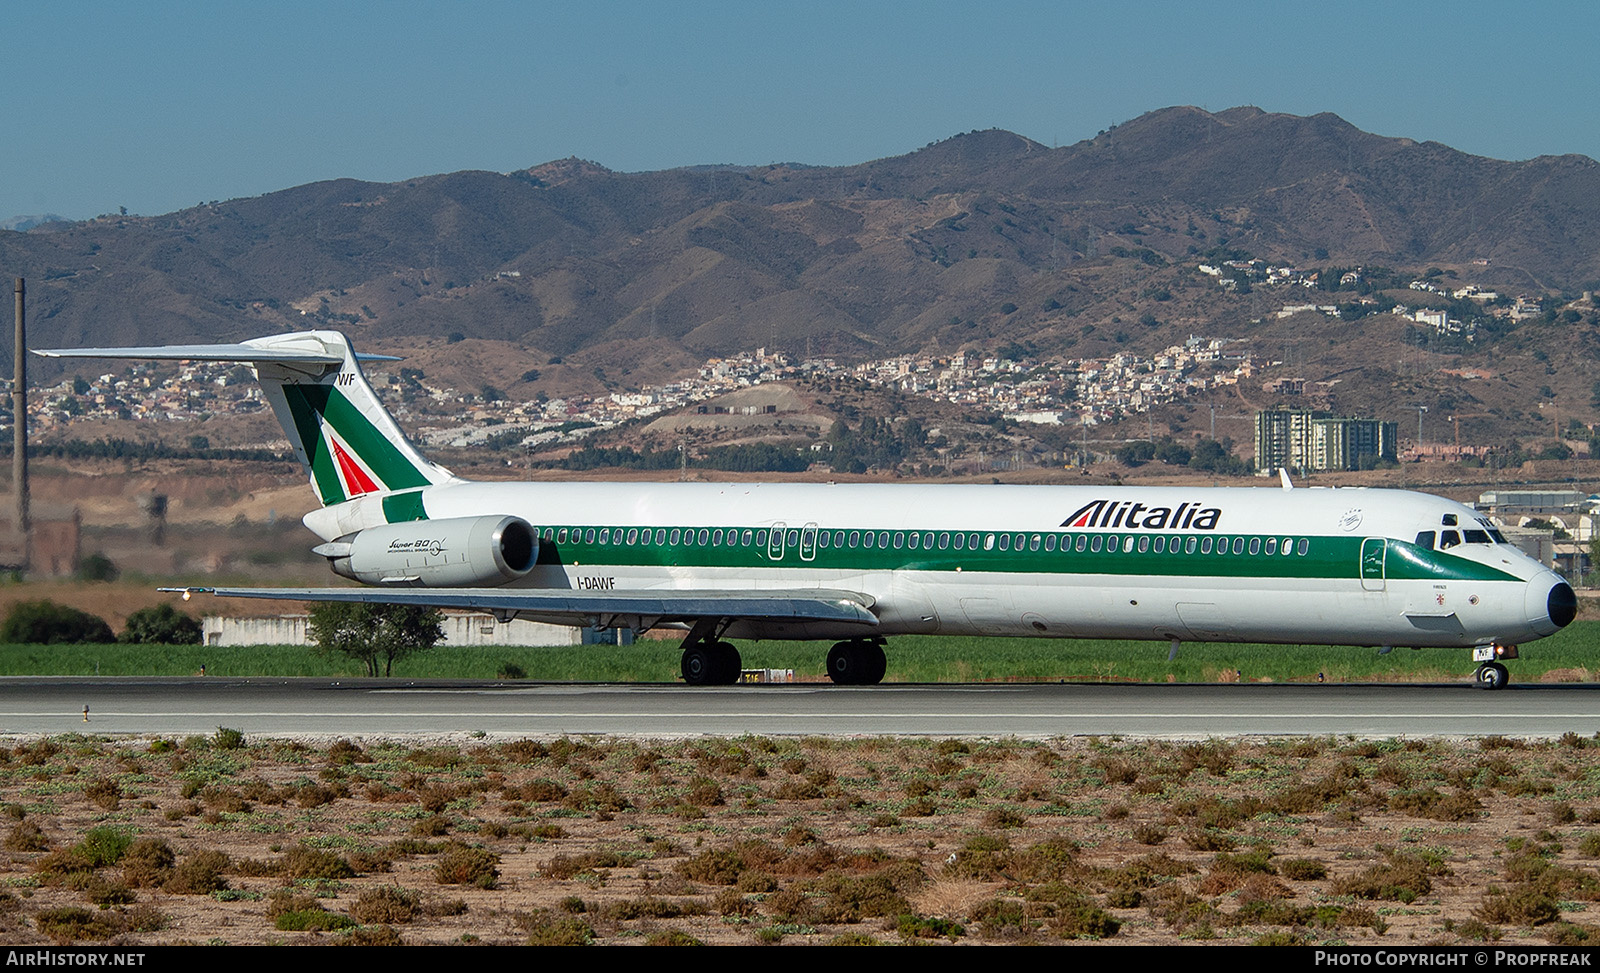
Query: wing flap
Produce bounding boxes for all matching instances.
[167,586,879,628]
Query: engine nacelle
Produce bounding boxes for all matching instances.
[318,515,538,587]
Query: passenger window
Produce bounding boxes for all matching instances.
[952,533,964,550]
[849,530,860,548]
[670,529,681,545]
[1075,535,1087,553]
[1200,537,1213,554]
[626,529,638,545]
[998,534,1010,551]
[1123,536,1135,553]
[862,532,875,549]
[1248,537,1260,556]
[1044,535,1055,552]
[1153,536,1165,553]
[1264,537,1277,555]
[1137,535,1150,553]
[1186,536,1198,554]
[878,532,890,549]
[742,529,753,545]
[940,532,950,550]
[907,532,919,550]
[1232,537,1245,555]
[1296,538,1309,555]
[985,534,996,551]
[1090,535,1103,553]
[1030,534,1041,552]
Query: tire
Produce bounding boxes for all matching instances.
[1476,662,1509,690]
[827,641,885,685]
[826,642,859,685]
[711,641,742,685]
[681,645,715,685]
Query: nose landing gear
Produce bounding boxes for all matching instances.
[1471,643,1517,691]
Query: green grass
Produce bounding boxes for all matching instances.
[0,620,1594,684]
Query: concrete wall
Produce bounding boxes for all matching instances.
[202,612,583,647]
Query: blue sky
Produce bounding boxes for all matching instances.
[5,0,1597,220]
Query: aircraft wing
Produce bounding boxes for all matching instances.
[168,586,880,630]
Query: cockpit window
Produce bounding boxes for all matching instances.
[1442,514,1458,526]
[1415,531,1436,550]
[1464,529,1491,544]
[1439,530,1461,549]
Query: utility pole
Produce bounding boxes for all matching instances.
[12,279,27,551]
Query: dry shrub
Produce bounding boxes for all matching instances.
[1131,823,1168,846]
[84,779,121,811]
[326,739,369,765]
[351,885,420,924]
[518,909,594,946]
[282,845,355,881]
[1477,884,1562,927]
[5,820,47,852]
[1388,787,1482,821]
[436,844,499,888]
[34,907,121,944]
[678,849,743,885]
[120,838,175,888]
[163,850,229,894]
[1332,850,1444,903]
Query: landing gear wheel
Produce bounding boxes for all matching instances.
[710,641,742,685]
[1475,662,1510,691]
[681,641,742,686]
[826,641,886,685]
[681,645,715,686]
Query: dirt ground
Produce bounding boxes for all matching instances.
[0,733,1597,946]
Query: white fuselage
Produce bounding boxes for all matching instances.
[310,479,1571,649]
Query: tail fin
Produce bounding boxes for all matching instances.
[34,330,455,506]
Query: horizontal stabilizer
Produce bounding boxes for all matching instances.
[33,341,399,364]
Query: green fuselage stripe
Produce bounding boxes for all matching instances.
[523,526,1520,583]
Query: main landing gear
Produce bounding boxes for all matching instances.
[827,639,886,685]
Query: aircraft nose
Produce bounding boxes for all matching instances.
[1527,572,1577,637]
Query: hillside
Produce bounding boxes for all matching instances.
[7,106,1600,454]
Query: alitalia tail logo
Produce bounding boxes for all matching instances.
[1062,499,1222,531]
[327,433,381,498]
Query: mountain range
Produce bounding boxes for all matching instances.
[5,105,1599,388]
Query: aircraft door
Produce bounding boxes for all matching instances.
[799,523,818,561]
[768,522,787,561]
[1360,537,1386,591]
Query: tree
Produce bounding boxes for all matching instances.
[307,602,445,677]
[119,604,202,644]
[0,600,114,644]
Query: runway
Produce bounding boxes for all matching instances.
[0,678,1597,739]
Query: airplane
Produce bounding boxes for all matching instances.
[36,330,1576,689]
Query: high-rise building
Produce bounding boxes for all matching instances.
[1255,410,1398,472]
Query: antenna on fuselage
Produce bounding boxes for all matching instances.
[1279,468,1294,490]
